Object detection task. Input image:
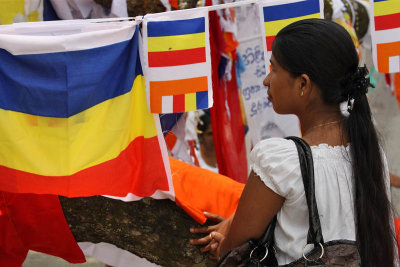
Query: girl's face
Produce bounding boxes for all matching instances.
[263,55,299,114]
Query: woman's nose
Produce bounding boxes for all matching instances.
[263,74,270,87]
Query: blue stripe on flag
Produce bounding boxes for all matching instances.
[263,0,320,22]
[0,27,141,118]
[196,91,208,110]
[147,17,205,37]
[374,0,387,2]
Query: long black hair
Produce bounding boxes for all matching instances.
[272,19,395,266]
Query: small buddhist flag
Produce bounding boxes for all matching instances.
[142,8,213,114]
[371,0,400,73]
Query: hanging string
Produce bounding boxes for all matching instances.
[88,0,260,24]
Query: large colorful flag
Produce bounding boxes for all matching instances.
[0,20,173,200]
[370,0,400,73]
[258,0,324,67]
[142,8,213,114]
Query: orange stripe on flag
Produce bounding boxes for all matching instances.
[0,136,169,197]
[150,76,208,113]
[377,41,400,73]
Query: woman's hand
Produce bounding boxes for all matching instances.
[189,212,232,259]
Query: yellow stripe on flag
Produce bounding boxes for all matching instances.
[264,13,320,37]
[147,32,205,52]
[185,93,197,111]
[0,75,157,176]
[374,0,400,16]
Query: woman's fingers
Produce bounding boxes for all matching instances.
[201,239,219,253]
[211,242,219,250]
[190,226,212,234]
[189,232,213,245]
[209,232,224,259]
[204,211,225,222]
[200,241,213,252]
[189,224,218,234]
[189,230,225,260]
[210,231,224,243]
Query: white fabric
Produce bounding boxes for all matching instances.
[78,242,159,267]
[0,20,136,55]
[50,0,126,20]
[159,0,172,11]
[111,0,128,18]
[250,138,363,264]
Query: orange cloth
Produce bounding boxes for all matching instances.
[170,157,244,224]
[224,32,239,56]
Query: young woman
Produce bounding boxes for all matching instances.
[190,19,397,266]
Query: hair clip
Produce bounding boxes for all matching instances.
[347,96,354,112]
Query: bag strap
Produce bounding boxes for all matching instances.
[244,137,324,264]
[285,136,324,246]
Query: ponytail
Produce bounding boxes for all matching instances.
[346,80,395,267]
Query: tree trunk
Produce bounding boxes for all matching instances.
[60,196,216,266]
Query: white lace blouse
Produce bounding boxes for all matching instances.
[250,137,391,264]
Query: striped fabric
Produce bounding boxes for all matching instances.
[260,0,323,52]
[0,21,173,200]
[371,0,400,73]
[373,0,400,31]
[147,17,206,67]
[142,8,213,114]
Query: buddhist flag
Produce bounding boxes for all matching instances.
[371,0,400,73]
[0,20,173,200]
[142,8,213,114]
[259,0,323,67]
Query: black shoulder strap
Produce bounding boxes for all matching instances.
[285,136,324,245]
[249,137,324,260]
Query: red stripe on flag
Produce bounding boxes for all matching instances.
[375,13,400,31]
[0,136,169,197]
[266,36,275,51]
[148,47,206,67]
[173,94,185,113]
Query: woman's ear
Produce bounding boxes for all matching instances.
[298,74,312,97]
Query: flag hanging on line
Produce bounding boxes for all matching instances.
[0,20,173,200]
[142,8,213,114]
[370,0,400,73]
[258,0,324,67]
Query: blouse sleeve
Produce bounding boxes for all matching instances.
[250,138,303,200]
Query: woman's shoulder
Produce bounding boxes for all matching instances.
[251,137,298,160]
[250,138,302,198]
